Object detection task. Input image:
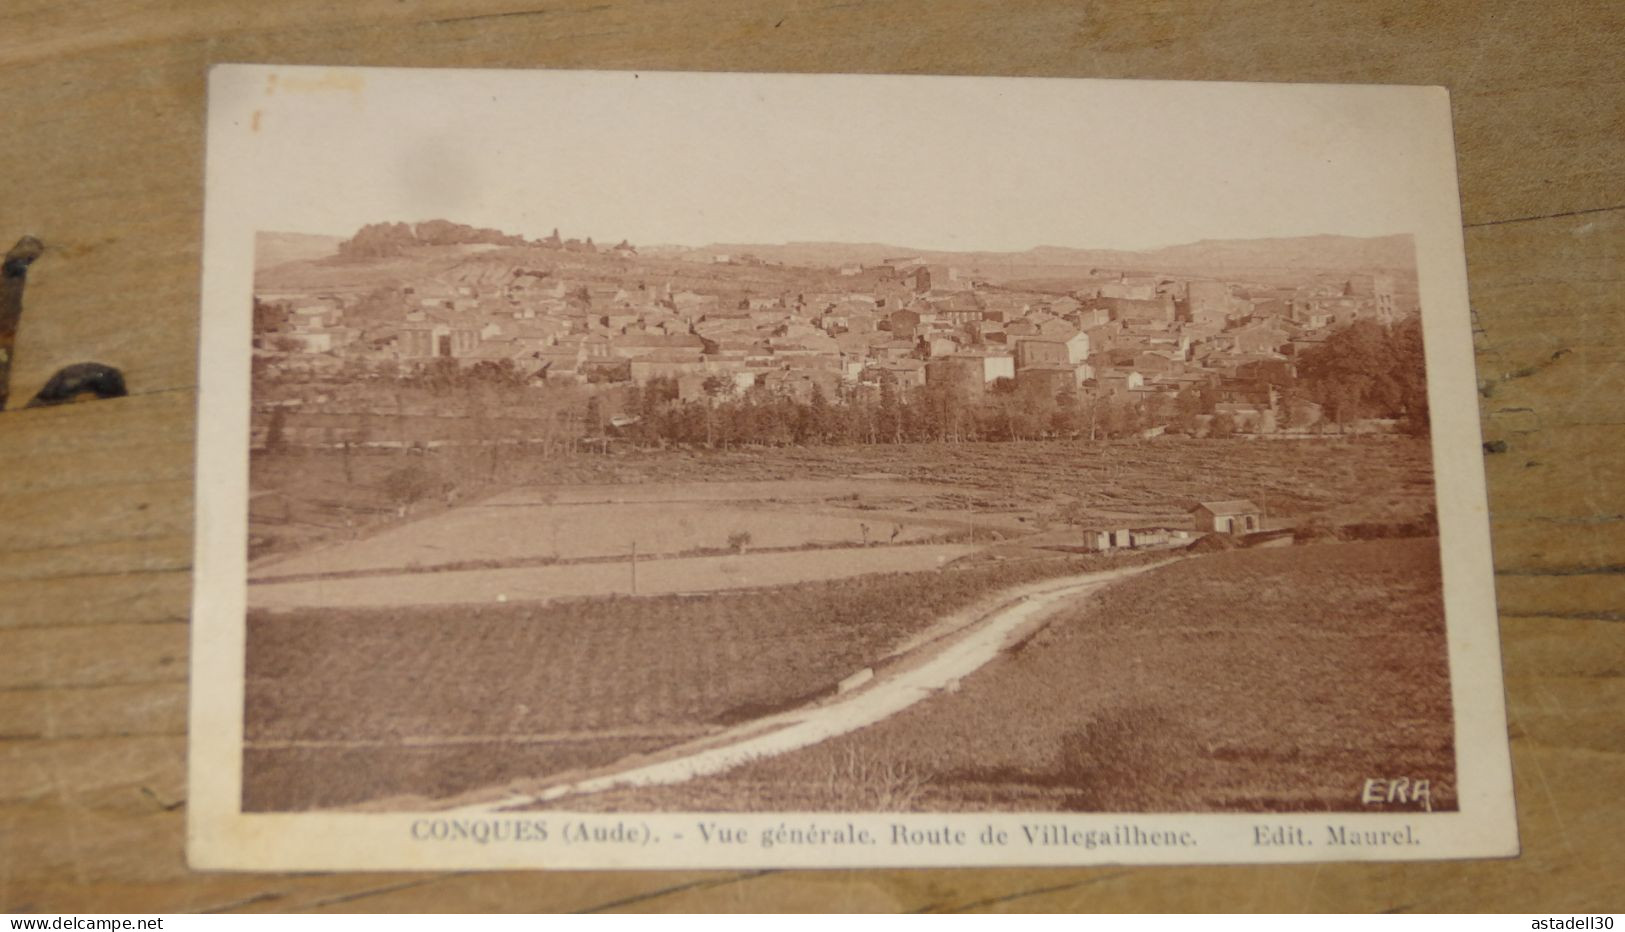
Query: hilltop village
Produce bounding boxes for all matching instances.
[252,223,1425,445]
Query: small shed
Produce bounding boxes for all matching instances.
[1192,499,1263,535]
[1129,527,1173,548]
[1079,528,1132,552]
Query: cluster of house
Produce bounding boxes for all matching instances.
[258,250,1403,433]
[1079,499,1264,553]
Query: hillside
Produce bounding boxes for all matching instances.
[259,223,1417,285]
[254,232,343,271]
[254,226,1417,299]
[255,240,838,298]
[664,233,1417,276]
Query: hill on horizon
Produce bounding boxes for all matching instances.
[255,232,344,271]
[254,228,1417,282]
[665,233,1417,275]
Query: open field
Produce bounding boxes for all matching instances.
[251,482,957,580]
[473,562,1171,812]
[494,478,939,505]
[248,436,1436,566]
[247,543,982,610]
[242,552,1163,811]
[243,437,1444,810]
[547,537,1454,814]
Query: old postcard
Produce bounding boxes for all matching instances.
[190,65,1516,869]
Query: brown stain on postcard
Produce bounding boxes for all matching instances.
[276,71,365,96]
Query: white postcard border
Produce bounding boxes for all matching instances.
[188,65,1517,870]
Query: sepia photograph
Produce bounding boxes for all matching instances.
[191,66,1513,869]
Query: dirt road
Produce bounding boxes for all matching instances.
[455,561,1169,813]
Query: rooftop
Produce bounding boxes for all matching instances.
[1193,499,1261,515]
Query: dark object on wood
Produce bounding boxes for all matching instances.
[1,235,46,410]
[2,235,130,411]
[26,362,129,407]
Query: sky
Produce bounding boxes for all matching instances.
[216,67,1454,253]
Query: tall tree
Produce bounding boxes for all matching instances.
[1297,319,1426,433]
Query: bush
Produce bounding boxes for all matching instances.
[1293,515,1337,543]
[815,748,932,811]
[381,463,441,509]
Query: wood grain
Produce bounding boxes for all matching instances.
[1,0,1620,913]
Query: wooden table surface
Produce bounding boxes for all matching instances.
[2,0,1620,913]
